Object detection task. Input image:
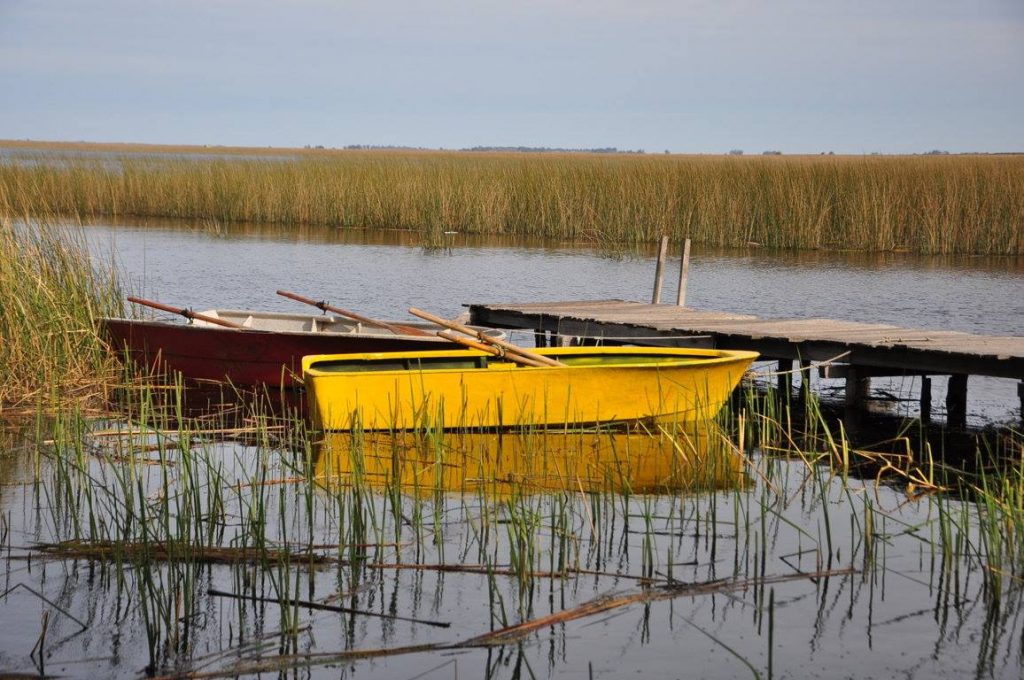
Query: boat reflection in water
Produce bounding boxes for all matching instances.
[313,426,746,495]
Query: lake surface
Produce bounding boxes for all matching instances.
[2,217,1024,679]
[87,218,1024,425]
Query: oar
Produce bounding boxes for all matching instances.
[437,331,549,368]
[127,296,246,329]
[408,308,565,367]
[277,290,432,337]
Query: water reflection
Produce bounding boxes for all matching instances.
[314,428,746,495]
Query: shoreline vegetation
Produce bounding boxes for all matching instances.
[4,174,1024,676]
[0,215,122,413]
[1,140,1022,255]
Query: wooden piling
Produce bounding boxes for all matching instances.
[844,367,871,409]
[675,238,691,307]
[946,374,968,429]
[1011,383,1019,426]
[777,359,793,402]
[798,359,811,407]
[920,375,932,423]
[843,366,870,431]
[651,235,669,304]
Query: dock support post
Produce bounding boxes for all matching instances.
[1019,380,1024,426]
[651,235,669,304]
[844,367,870,410]
[534,330,547,348]
[675,238,691,307]
[920,375,932,424]
[777,360,793,402]
[843,366,869,432]
[798,359,811,408]
[945,374,968,429]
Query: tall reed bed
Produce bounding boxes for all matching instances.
[0,215,122,411]
[2,150,1022,254]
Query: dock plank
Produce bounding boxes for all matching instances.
[467,300,1024,380]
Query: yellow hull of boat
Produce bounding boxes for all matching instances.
[303,346,758,431]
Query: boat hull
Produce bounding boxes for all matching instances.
[100,317,462,387]
[303,347,759,431]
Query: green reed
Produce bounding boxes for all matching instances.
[3,150,1023,254]
[9,357,1024,676]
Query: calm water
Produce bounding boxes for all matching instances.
[88,218,1024,425]
[90,219,1024,335]
[2,217,1023,679]
[1,427,1020,680]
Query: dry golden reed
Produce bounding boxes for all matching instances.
[0,215,122,411]
[1,145,1022,254]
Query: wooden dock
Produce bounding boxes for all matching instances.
[468,299,1024,428]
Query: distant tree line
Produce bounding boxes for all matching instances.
[340,144,432,151]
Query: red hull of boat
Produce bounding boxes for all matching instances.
[100,318,457,387]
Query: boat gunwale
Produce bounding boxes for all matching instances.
[96,314,471,341]
[302,347,760,378]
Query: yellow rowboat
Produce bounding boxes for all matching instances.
[302,346,758,431]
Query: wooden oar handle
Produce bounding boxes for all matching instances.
[408,308,564,367]
[276,289,330,312]
[437,331,548,367]
[276,290,431,337]
[127,296,245,329]
[438,331,500,355]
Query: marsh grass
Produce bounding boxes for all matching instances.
[0,215,122,413]
[2,148,1023,254]
[5,163,1024,674]
[3,368,1021,677]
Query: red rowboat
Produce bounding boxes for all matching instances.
[99,309,505,387]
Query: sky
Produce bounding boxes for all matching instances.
[1,0,1022,154]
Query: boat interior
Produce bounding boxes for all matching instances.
[191,309,503,339]
[308,351,710,373]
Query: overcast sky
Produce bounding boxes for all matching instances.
[1,1,1022,153]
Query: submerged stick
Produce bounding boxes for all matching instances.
[459,567,855,647]
[32,540,339,565]
[206,588,450,628]
[177,567,856,678]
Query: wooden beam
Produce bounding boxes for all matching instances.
[818,364,930,379]
[467,301,1024,380]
